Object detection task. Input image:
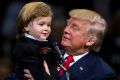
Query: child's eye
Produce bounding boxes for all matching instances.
[47,24,51,27]
[39,23,44,26]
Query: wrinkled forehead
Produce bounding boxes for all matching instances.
[67,17,90,25]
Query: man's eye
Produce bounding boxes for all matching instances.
[72,25,79,31]
[66,23,70,26]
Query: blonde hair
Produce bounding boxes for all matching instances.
[17,2,53,37]
[69,9,107,52]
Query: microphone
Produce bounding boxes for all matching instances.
[53,42,70,80]
[52,42,65,64]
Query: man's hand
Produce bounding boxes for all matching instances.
[24,69,34,80]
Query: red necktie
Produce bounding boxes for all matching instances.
[59,55,74,75]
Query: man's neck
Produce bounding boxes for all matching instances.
[66,49,89,56]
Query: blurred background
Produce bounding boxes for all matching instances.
[0,0,120,80]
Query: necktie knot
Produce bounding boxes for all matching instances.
[66,55,74,63]
[59,55,74,75]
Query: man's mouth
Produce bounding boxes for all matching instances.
[63,35,71,40]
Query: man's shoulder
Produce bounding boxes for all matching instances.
[89,51,116,78]
[78,51,115,74]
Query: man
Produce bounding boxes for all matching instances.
[24,9,116,80]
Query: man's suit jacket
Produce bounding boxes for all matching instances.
[60,51,116,80]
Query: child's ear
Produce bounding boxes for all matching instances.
[24,27,29,32]
[24,22,32,31]
[86,36,97,46]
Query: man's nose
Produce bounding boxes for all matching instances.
[64,26,71,34]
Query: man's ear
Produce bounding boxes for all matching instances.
[86,36,97,46]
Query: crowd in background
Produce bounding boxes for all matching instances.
[0,0,120,80]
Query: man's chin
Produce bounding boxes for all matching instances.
[61,42,69,47]
[61,41,66,46]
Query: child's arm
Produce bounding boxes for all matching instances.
[44,60,50,75]
[21,55,53,80]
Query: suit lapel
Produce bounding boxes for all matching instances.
[69,52,98,79]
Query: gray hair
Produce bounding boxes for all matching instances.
[69,9,107,52]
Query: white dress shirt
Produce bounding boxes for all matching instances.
[63,52,89,66]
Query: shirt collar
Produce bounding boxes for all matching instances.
[24,33,48,41]
[25,33,36,40]
[64,52,89,62]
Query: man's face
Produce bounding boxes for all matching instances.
[61,17,89,53]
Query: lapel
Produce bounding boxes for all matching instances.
[70,52,98,79]
[60,52,98,80]
[71,52,97,71]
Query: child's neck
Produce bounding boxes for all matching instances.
[24,33,48,41]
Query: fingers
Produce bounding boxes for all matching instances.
[24,69,31,74]
[28,79,34,80]
[24,73,33,79]
[23,69,34,80]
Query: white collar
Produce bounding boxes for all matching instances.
[24,33,48,41]
[64,52,89,62]
[25,33,36,40]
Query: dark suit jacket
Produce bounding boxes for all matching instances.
[6,36,59,80]
[60,51,116,80]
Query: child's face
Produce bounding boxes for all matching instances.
[25,16,52,41]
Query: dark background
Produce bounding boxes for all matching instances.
[0,0,120,80]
